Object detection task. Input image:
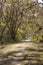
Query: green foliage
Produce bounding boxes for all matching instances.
[32,33,43,43]
[16,28,26,41]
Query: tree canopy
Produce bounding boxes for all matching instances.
[0,0,43,44]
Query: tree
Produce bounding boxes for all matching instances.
[0,0,25,42]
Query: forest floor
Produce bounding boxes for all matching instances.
[0,42,43,65]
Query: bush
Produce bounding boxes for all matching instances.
[32,33,43,43]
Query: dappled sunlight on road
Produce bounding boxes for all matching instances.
[0,42,43,65]
[0,42,38,55]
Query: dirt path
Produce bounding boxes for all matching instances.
[0,42,38,54]
[0,42,43,65]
